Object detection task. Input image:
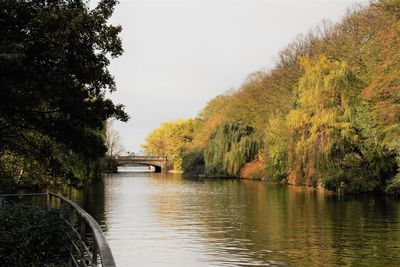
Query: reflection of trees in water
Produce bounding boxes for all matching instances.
[65,177,107,232]
[322,194,400,266]
[61,173,400,265]
[149,175,400,266]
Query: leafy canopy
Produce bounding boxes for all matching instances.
[0,0,128,188]
[142,119,195,171]
[204,122,260,177]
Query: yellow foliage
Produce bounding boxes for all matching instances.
[142,119,196,171]
[286,55,361,184]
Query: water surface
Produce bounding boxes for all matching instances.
[70,170,400,266]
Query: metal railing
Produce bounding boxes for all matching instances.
[0,192,116,267]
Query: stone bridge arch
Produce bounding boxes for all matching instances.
[115,156,167,173]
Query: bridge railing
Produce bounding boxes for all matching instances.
[0,192,116,267]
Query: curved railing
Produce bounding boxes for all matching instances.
[0,192,116,267]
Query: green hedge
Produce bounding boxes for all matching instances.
[0,203,70,266]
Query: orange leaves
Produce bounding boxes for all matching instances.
[239,160,265,180]
[363,19,400,131]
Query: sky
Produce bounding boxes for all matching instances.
[105,0,368,153]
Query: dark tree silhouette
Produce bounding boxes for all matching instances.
[0,0,129,187]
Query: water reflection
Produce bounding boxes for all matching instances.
[71,171,400,266]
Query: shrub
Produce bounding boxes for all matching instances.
[240,160,265,179]
[385,173,400,195]
[182,149,205,177]
[0,203,70,266]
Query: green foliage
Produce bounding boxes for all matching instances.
[100,155,118,173]
[204,123,260,177]
[0,203,70,266]
[0,0,128,188]
[285,56,360,185]
[385,173,400,195]
[264,116,289,182]
[181,149,205,177]
[277,56,398,192]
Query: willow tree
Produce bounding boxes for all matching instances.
[286,56,358,187]
[264,116,290,182]
[286,56,397,192]
[204,123,260,177]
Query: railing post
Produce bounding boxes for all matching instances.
[47,193,52,211]
[80,219,86,238]
[92,242,98,266]
[80,219,86,263]
[59,199,64,218]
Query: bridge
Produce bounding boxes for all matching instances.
[115,156,168,172]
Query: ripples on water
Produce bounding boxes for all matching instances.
[70,169,400,266]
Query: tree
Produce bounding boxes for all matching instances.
[204,122,260,177]
[105,120,124,157]
[192,93,232,149]
[145,0,400,194]
[264,116,289,182]
[0,0,129,188]
[142,119,195,171]
[285,56,397,192]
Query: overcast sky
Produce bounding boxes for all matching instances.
[105,0,368,153]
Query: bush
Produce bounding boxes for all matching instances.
[182,149,205,177]
[240,160,265,179]
[386,174,400,195]
[100,155,118,173]
[0,203,70,266]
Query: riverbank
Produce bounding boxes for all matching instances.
[142,0,400,195]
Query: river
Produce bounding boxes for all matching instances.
[70,168,400,266]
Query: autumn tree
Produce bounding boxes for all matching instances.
[142,119,195,171]
[149,0,400,194]
[204,122,260,177]
[284,56,396,192]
